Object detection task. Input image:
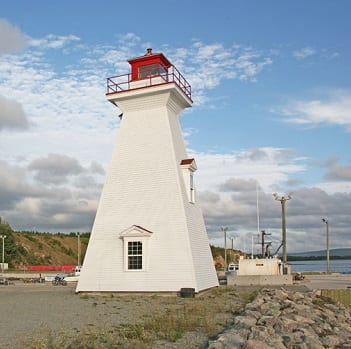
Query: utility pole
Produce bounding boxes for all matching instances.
[0,235,6,273]
[273,193,292,265]
[230,237,234,262]
[322,218,330,273]
[221,227,228,271]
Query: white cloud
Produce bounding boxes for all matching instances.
[274,90,351,129]
[0,95,29,131]
[324,157,351,181]
[316,181,351,194]
[0,157,103,232]
[28,34,80,49]
[0,31,274,167]
[190,147,306,193]
[200,180,351,253]
[164,41,273,101]
[185,148,351,252]
[293,47,316,59]
[28,153,85,185]
[0,18,27,53]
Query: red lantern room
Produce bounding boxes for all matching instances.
[128,48,171,81]
[106,48,192,101]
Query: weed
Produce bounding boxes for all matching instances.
[321,289,351,308]
[23,286,257,349]
[79,294,92,300]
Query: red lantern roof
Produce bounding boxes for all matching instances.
[106,49,192,101]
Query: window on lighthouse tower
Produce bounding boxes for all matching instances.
[180,158,197,204]
[128,241,143,270]
[138,63,167,79]
[120,225,153,272]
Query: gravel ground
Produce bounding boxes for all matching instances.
[0,281,252,349]
[0,282,102,348]
[2,274,341,348]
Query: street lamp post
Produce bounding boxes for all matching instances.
[77,232,81,267]
[221,227,228,271]
[322,218,330,273]
[0,235,7,273]
[273,193,292,265]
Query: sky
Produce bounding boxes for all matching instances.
[0,0,350,254]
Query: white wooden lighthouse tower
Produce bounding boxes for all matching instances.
[76,49,218,293]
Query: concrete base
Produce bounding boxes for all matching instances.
[227,274,293,286]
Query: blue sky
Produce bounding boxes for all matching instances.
[0,0,350,253]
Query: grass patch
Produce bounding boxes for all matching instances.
[79,294,92,300]
[22,286,258,349]
[321,289,351,307]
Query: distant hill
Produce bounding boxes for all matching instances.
[289,248,351,258]
[11,231,89,268]
[0,218,89,269]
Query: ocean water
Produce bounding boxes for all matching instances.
[290,259,351,274]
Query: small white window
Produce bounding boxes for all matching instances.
[180,158,197,203]
[120,225,153,272]
[128,241,143,270]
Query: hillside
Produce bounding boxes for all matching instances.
[289,248,351,258]
[11,232,89,268]
[0,218,89,269]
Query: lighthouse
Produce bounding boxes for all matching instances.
[76,49,218,293]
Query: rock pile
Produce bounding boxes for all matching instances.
[208,288,351,349]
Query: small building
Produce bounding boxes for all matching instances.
[76,49,218,293]
[237,256,283,276]
[227,256,293,286]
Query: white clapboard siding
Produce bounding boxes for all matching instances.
[76,82,218,293]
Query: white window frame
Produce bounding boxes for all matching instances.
[120,226,153,272]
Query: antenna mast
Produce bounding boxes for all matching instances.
[256,181,260,234]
